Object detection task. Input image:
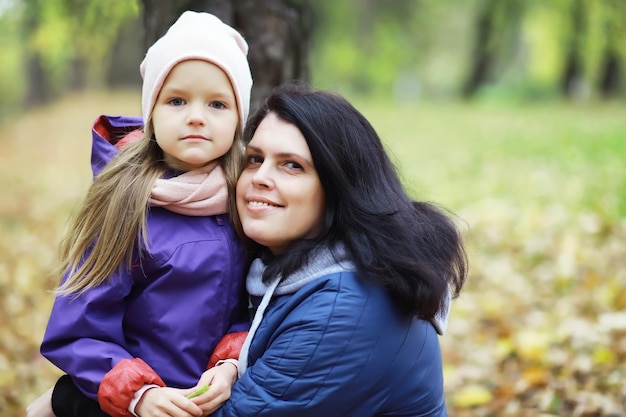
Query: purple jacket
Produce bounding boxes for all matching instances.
[40,115,248,400]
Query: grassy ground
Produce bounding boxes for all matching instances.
[1,91,625,416]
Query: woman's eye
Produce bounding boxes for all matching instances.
[285,161,303,170]
[246,155,263,165]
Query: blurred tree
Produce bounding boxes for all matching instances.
[5,0,626,114]
[140,0,313,113]
[462,0,526,98]
[0,9,25,120]
[21,0,139,106]
[232,0,313,113]
[597,0,625,98]
[560,0,588,99]
[462,0,497,98]
[22,0,53,106]
[107,17,143,88]
[311,0,432,98]
[141,0,205,49]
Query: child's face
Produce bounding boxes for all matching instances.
[151,60,239,171]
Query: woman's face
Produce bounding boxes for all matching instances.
[236,113,325,254]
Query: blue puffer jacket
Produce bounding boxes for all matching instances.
[40,115,248,400]
[213,266,447,416]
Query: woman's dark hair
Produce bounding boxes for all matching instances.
[238,81,467,319]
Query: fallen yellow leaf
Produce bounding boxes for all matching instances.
[522,366,550,387]
[451,384,493,408]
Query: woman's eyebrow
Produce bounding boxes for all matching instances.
[246,144,312,164]
[245,144,263,153]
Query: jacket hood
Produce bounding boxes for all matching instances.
[91,115,144,177]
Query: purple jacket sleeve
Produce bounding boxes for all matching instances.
[40,269,134,400]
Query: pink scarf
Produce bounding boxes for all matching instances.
[150,162,228,216]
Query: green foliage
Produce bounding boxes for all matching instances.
[523,4,568,87]
[311,0,626,101]
[311,0,429,97]
[29,1,75,86]
[0,0,140,121]
[25,0,139,91]
[508,0,626,100]
[0,0,625,117]
[602,0,626,75]
[64,0,140,58]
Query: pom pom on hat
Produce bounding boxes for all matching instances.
[140,11,252,131]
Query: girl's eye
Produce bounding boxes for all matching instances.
[210,101,226,109]
[169,98,185,106]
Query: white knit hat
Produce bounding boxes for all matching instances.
[140,11,253,132]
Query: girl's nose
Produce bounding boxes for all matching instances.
[186,103,207,125]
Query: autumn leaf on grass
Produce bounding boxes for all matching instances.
[521,366,550,387]
[451,384,492,408]
[515,330,551,363]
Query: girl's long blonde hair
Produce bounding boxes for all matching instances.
[56,122,244,296]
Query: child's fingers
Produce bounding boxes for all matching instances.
[187,385,210,399]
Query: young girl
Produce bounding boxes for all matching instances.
[28,11,253,417]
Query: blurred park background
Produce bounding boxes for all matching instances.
[1,0,625,415]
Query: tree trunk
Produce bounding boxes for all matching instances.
[22,0,52,107]
[140,0,312,115]
[66,57,89,92]
[598,50,621,99]
[232,0,312,113]
[462,0,526,99]
[140,0,234,49]
[24,53,52,107]
[107,17,144,88]
[462,0,497,98]
[597,0,624,100]
[560,0,587,100]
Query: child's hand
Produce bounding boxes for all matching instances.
[189,362,238,415]
[135,386,203,417]
[25,386,55,417]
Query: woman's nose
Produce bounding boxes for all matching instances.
[251,163,273,189]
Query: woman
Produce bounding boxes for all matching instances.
[40,82,466,417]
[211,82,467,416]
